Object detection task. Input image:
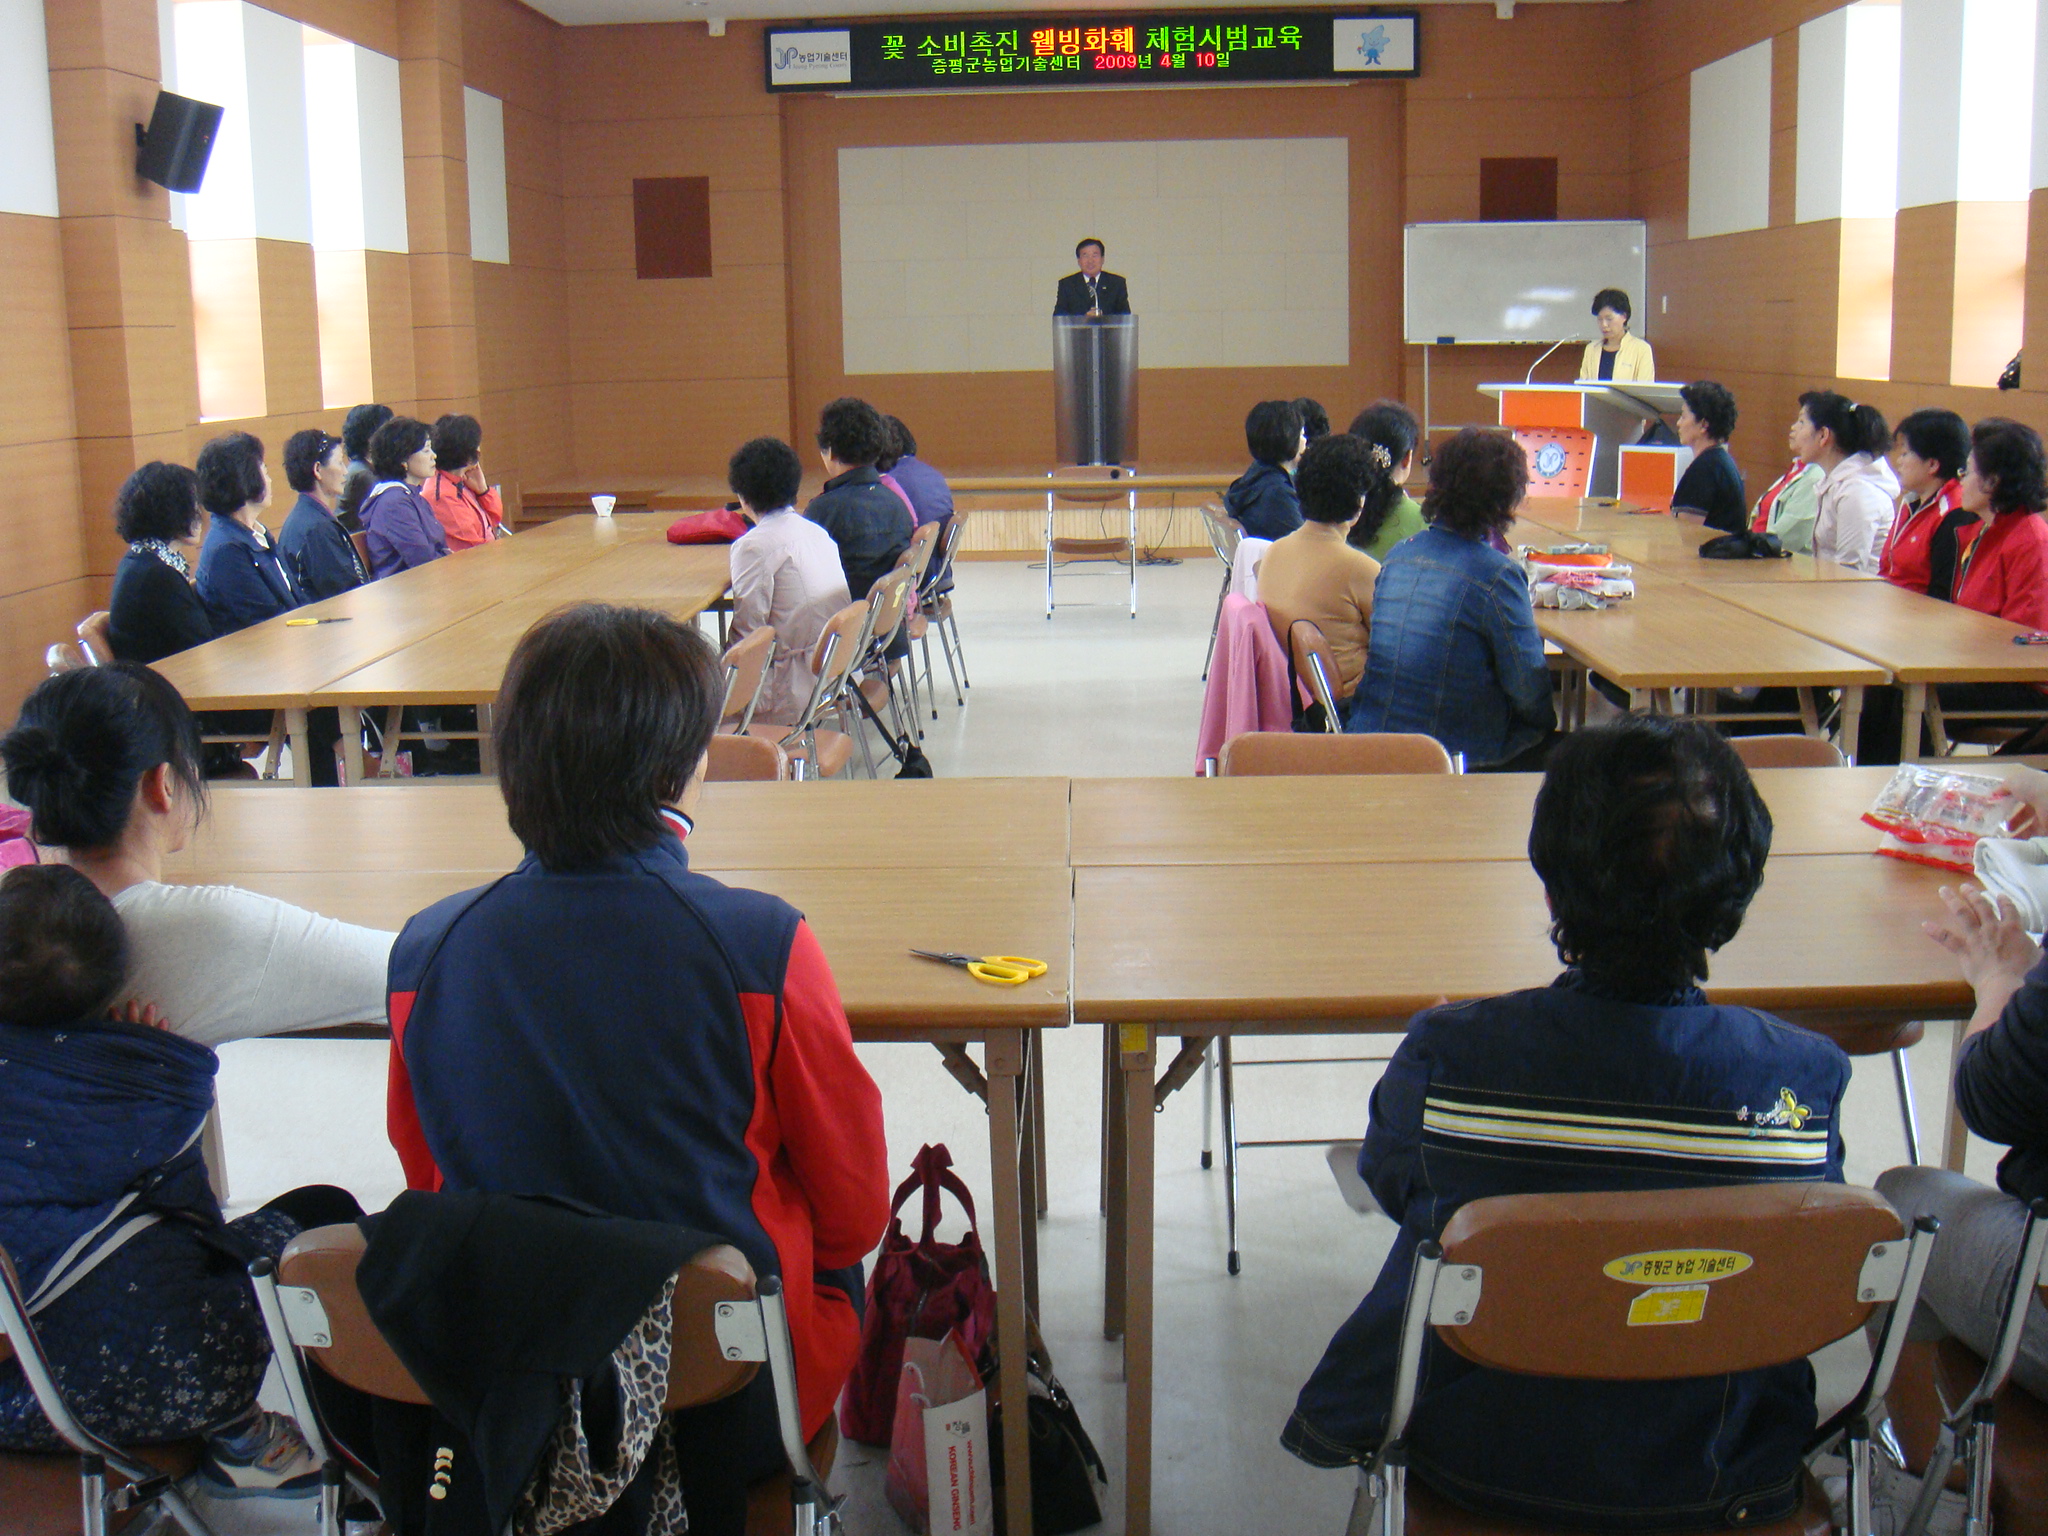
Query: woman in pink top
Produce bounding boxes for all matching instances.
[422,413,507,550]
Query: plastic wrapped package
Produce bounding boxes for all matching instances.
[1863,764,2029,873]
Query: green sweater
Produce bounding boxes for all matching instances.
[1355,493,1426,563]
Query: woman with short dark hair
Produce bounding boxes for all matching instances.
[1223,399,1306,541]
[1578,288,1655,381]
[422,412,507,550]
[1290,715,1848,1529]
[728,437,851,725]
[1796,390,1897,572]
[1881,408,1975,598]
[107,462,214,664]
[357,416,447,576]
[385,604,889,1531]
[1258,433,1387,703]
[1953,417,2048,630]
[1347,427,1555,768]
[278,429,368,601]
[337,402,391,525]
[194,431,305,636]
[805,396,911,605]
[1671,380,1746,533]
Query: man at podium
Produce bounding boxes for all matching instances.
[1054,238,1130,317]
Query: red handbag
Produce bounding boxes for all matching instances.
[665,507,750,544]
[839,1143,998,1446]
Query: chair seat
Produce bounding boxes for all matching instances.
[0,1442,204,1536]
[744,724,853,778]
[1404,1470,1832,1536]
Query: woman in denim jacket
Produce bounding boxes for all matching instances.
[1346,427,1554,769]
[1286,717,1850,1530]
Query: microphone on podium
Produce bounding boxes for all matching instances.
[1525,335,1585,384]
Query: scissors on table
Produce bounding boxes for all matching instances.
[910,950,1050,987]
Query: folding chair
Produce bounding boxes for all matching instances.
[1200,503,1244,680]
[1729,737,1923,1165]
[1203,730,1456,1274]
[0,1241,218,1536]
[74,613,113,668]
[1045,465,1137,618]
[849,568,920,767]
[43,642,87,676]
[1884,1197,2048,1536]
[1345,1182,1938,1536]
[911,513,971,714]
[347,530,372,577]
[706,734,788,781]
[720,625,777,737]
[745,603,867,781]
[252,1224,843,1536]
[893,525,942,728]
[76,611,285,780]
[1288,619,1344,734]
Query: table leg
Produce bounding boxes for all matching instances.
[985,1029,1035,1536]
[380,706,404,777]
[478,702,497,776]
[341,707,366,786]
[286,707,311,788]
[1017,1044,1041,1320]
[1838,686,1863,765]
[1943,1018,1972,1172]
[1120,1023,1157,1536]
[1030,1030,1049,1217]
[1104,1025,1127,1341]
[1903,683,1927,764]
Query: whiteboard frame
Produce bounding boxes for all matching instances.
[1402,219,1648,346]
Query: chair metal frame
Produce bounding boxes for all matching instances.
[1894,1197,2048,1536]
[915,514,971,714]
[1344,1192,1940,1536]
[894,523,943,731]
[1200,504,1243,680]
[1044,469,1138,619]
[0,1242,219,1536]
[252,1250,843,1536]
[721,625,777,738]
[1288,620,1344,735]
[779,601,879,781]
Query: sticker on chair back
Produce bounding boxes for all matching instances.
[1627,1285,1709,1327]
[1602,1249,1754,1285]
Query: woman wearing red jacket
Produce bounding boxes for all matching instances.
[1953,418,2048,631]
[1880,409,1976,599]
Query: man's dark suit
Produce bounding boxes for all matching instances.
[1053,270,1131,316]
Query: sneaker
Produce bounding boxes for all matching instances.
[197,1410,322,1499]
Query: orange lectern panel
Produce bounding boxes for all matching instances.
[1619,446,1684,512]
[1496,389,1588,430]
[1514,429,1592,499]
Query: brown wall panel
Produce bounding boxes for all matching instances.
[561,115,784,195]
[366,248,421,410]
[252,0,401,55]
[567,378,791,475]
[1769,26,1798,228]
[560,21,781,124]
[1890,203,1960,388]
[0,440,91,596]
[47,64,170,223]
[2027,189,2048,389]
[0,215,82,450]
[255,239,323,418]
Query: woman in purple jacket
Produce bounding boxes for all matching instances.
[357,417,448,578]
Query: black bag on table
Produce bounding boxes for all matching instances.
[1699,530,1792,560]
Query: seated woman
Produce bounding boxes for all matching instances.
[338,402,393,528]
[1800,391,1898,572]
[1577,287,1655,381]
[1951,417,2048,630]
[1749,412,1825,542]
[1223,400,1306,542]
[1257,432,1386,705]
[1286,715,1849,1530]
[194,431,305,635]
[108,462,213,664]
[384,603,890,1534]
[728,435,851,725]
[358,416,448,577]
[278,428,369,601]
[1671,379,1746,533]
[1880,409,1975,599]
[1,664,393,1050]
[0,861,362,1499]
[422,413,508,551]
[1346,401,1426,562]
[1346,427,1554,769]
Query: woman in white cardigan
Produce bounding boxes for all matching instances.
[1796,390,1899,574]
[1577,288,1656,382]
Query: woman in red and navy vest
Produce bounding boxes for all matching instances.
[385,603,888,1532]
[1880,409,1977,599]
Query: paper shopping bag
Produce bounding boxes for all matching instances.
[884,1331,993,1536]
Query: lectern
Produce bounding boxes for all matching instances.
[1477,381,1687,500]
[1053,315,1138,466]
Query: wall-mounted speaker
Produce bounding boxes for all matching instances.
[135,91,224,194]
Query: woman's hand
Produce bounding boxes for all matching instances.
[462,461,489,495]
[1925,882,2040,1035]
[2000,764,2048,837]
[113,998,172,1031]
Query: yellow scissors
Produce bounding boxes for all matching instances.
[910,949,1049,987]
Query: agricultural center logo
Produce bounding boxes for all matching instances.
[769,31,852,85]
[1534,441,1569,480]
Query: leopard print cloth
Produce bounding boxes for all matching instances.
[513,1276,687,1536]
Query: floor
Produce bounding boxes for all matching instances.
[215,552,2008,1535]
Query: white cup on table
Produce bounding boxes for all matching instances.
[591,494,617,518]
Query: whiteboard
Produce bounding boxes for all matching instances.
[1403,221,1647,345]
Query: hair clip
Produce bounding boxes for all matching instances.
[1367,442,1393,471]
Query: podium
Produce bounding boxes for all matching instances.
[1477,382,1687,500]
[1053,315,1138,466]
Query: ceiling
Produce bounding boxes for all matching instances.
[524,0,1614,30]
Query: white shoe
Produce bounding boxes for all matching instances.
[197,1410,321,1499]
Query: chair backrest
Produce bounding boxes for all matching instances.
[1729,734,1846,769]
[787,602,869,735]
[43,642,86,676]
[720,625,776,729]
[349,529,373,572]
[862,566,915,656]
[1434,1183,1905,1380]
[275,1224,760,1411]
[921,511,967,600]
[1049,464,1131,506]
[898,521,941,586]
[1229,538,1268,599]
[1219,731,1455,777]
[1287,620,1342,732]
[75,611,112,667]
[1200,502,1242,565]
[706,733,788,782]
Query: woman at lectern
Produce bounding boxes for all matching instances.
[1576,288,1655,382]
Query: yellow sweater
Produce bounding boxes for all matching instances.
[1577,332,1656,382]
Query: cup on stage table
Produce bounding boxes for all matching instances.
[591,493,617,518]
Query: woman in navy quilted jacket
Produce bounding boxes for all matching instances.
[0,861,359,1500]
